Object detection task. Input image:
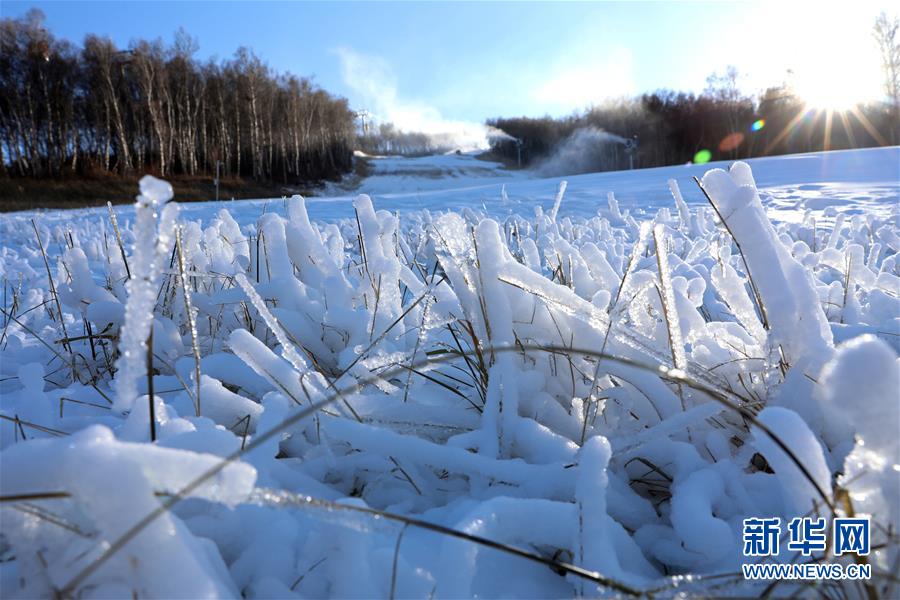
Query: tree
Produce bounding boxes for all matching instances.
[873,12,900,143]
[704,66,752,157]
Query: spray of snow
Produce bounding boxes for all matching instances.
[537,127,630,177]
[336,47,507,150]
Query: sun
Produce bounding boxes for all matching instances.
[788,44,884,112]
[785,31,885,112]
[793,76,868,112]
[750,3,886,113]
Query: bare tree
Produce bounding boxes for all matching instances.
[131,40,169,175]
[83,36,133,173]
[873,12,900,143]
[704,66,747,156]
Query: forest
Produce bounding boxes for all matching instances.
[0,10,357,184]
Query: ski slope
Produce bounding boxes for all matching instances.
[0,147,898,599]
[4,146,898,234]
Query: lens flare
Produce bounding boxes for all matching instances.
[693,149,712,164]
[751,119,765,132]
[718,132,745,152]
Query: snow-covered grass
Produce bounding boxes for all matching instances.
[0,150,898,598]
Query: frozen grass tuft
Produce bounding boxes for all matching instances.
[0,162,898,598]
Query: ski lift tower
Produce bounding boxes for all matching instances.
[355,110,371,136]
[623,135,638,170]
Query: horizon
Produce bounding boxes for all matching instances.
[4,0,896,136]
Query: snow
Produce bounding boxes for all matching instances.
[113,176,179,413]
[701,162,834,371]
[1,425,254,598]
[752,407,832,518]
[7,147,897,233]
[1,147,898,598]
[819,335,900,543]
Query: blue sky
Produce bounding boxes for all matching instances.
[4,1,894,132]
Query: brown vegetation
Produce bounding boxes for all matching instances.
[0,172,316,212]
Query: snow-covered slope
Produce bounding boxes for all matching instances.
[5,146,898,231]
[353,151,526,194]
[0,148,898,599]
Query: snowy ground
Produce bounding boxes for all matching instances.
[6,147,898,231]
[0,148,898,598]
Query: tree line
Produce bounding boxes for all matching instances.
[357,122,446,156]
[489,22,900,173]
[488,86,898,173]
[0,10,356,182]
